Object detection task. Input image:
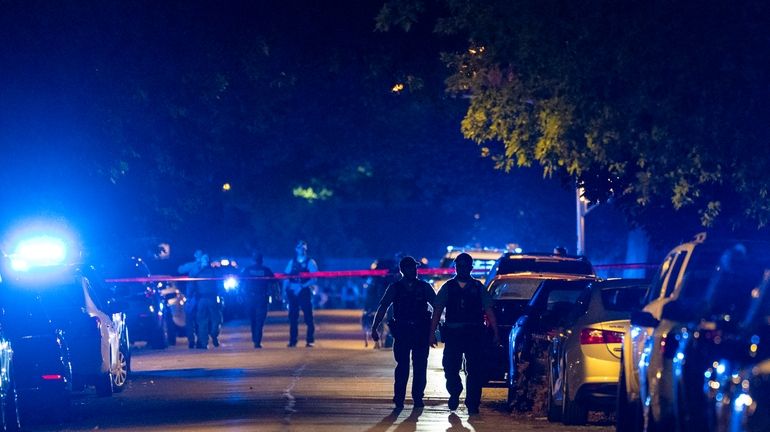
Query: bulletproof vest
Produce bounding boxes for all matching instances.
[392,278,430,323]
[195,267,219,297]
[444,278,484,325]
[289,258,309,283]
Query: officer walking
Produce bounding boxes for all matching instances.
[429,252,499,415]
[371,256,436,410]
[283,240,317,347]
[190,254,223,349]
[178,249,204,349]
[242,252,276,348]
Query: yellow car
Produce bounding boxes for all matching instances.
[545,279,648,425]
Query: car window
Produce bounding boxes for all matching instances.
[601,286,648,311]
[489,279,543,300]
[529,279,592,309]
[546,289,585,309]
[663,251,688,297]
[647,252,676,303]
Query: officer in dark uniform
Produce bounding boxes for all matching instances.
[241,252,276,348]
[283,240,318,347]
[191,254,223,349]
[371,256,436,410]
[430,252,499,415]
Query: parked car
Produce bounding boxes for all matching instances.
[705,270,770,432]
[546,279,648,424]
[485,252,595,289]
[660,243,768,432]
[483,252,596,392]
[102,257,185,348]
[430,246,505,290]
[5,264,130,396]
[618,232,770,432]
[507,278,596,411]
[0,289,73,425]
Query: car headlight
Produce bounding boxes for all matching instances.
[223,276,239,291]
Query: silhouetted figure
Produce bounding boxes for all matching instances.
[371,256,436,410]
[242,252,276,348]
[430,252,499,415]
[553,246,568,255]
[178,249,204,349]
[190,254,222,349]
[283,240,317,347]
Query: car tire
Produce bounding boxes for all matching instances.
[150,318,169,349]
[617,356,643,432]
[95,372,113,397]
[562,378,587,425]
[111,344,129,393]
[546,366,561,422]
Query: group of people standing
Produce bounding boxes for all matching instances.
[176,245,495,414]
[371,252,499,414]
[177,240,318,350]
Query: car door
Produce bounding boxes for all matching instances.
[627,248,686,398]
[638,246,692,408]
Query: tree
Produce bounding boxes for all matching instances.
[377,0,770,243]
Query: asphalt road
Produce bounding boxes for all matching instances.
[30,310,613,432]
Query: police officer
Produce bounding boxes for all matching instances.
[178,249,204,349]
[242,252,276,348]
[371,256,436,410]
[191,254,223,349]
[429,252,499,415]
[283,240,318,347]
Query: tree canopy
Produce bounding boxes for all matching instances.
[378,0,770,242]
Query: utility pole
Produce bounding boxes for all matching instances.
[575,185,598,256]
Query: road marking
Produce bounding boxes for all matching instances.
[283,362,307,424]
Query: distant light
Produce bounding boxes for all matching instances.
[220,259,230,266]
[514,247,523,253]
[222,183,231,191]
[474,213,480,220]
[224,276,239,291]
[391,83,404,93]
[734,393,753,410]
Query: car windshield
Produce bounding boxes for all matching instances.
[496,256,594,275]
[489,279,543,300]
[601,286,648,312]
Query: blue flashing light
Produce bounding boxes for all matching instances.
[514,247,523,253]
[10,236,68,271]
[223,276,239,291]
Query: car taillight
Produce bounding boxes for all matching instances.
[41,374,64,381]
[580,328,624,345]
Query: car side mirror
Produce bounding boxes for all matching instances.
[661,301,694,322]
[630,310,659,328]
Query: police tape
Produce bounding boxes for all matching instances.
[104,263,657,284]
[105,267,475,283]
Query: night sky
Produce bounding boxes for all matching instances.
[0,1,629,263]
